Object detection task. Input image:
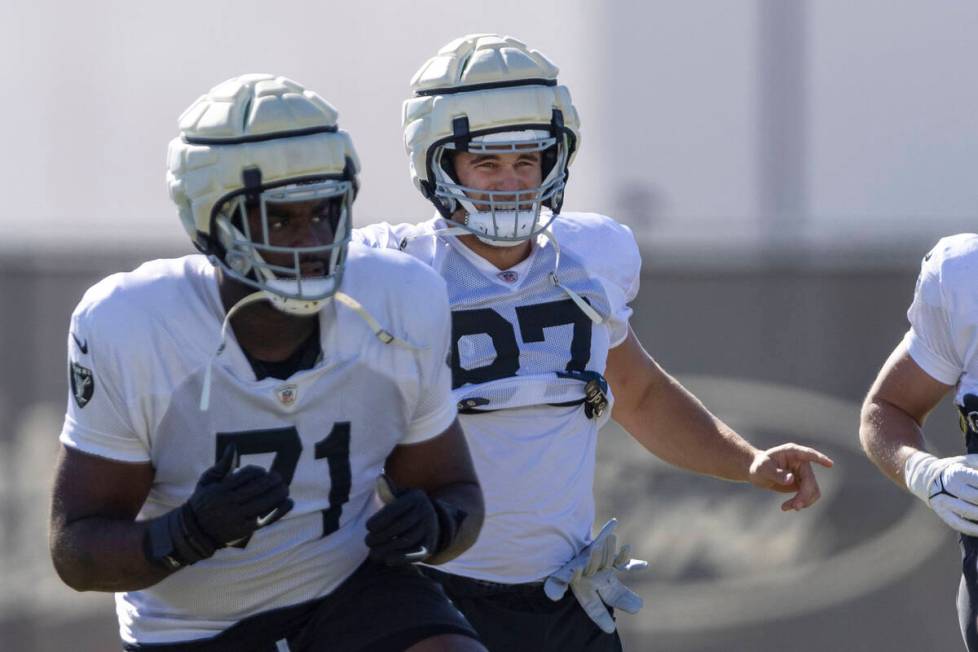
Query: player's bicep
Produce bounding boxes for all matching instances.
[51,445,154,529]
[384,419,478,494]
[866,340,954,426]
[605,326,665,419]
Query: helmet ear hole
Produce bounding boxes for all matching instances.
[193,231,217,256]
[326,197,345,234]
[439,149,460,184]
[540,143,559,180]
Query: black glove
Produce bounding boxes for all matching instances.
[144,446,294,569]
[365,475,466,566]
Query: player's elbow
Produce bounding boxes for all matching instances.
[427,482,485,565]
[49,524,97,592]
[858,397,876,450]
[464,492,485,546]
[50,544,93,592]
[448,482,485,559]
[54,568,93,593]
[858,394,907,462]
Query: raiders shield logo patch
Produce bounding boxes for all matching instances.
[70,361,94,408]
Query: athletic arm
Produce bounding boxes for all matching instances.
[383,418,484,564]
[860,339,954,487]
[606,326,833,509]
[49,445,170,592]
[606,327,759,479]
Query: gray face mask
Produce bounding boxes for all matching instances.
[214,178,354,315]
[432,131,569,246]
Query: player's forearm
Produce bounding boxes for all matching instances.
[615,373,758,482]
[426,481,485,565]
[859,395,928,487]
[50,516,174,592]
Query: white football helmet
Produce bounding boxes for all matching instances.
[403,34,581,246]
[167,74,360,314]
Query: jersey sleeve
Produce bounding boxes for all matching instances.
[604,221,641,347]
[59,296,151,462]
[353,222,416,251]
[558,213,642,348]
[401,271,458,445]
[904,240,965,386]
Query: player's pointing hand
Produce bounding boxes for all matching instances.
[747,443,835,511]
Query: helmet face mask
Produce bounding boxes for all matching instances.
[167,74,361,315]
[431,130,568,246]
[212,175,355,312]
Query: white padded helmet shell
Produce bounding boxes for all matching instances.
[403,35,581,232]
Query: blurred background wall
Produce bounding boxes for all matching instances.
[2,1,976,650]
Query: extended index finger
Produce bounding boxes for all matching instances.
[777,444,835,468]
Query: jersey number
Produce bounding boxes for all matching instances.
[450,298,592,388]
[215,422,351,541]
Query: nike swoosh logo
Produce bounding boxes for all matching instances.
[71,332,88,355]
[403,546,429,562]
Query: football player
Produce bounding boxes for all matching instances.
[354,34,835,651]
[49,74,486,652]
[861,235,978,651]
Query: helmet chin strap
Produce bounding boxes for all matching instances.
[200,290,268,411]
[199,288,422,411]
[427,207,546,247]
[264,279,336,315]
[418,221,509,247]
[331,293,421,350]
[463,211,535,247]
[538,228,604,325]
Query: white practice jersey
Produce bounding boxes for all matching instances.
[355,212,641,582]
[905,234,978,410]
[60,248,456,645]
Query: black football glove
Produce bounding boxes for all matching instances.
[365,475,466,566]
[144,446,293,569]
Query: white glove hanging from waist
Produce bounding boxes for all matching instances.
[543,518,647,634]
[905,450,978,536]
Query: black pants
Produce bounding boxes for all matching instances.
[126,560,479,651]
[423,568,623,652]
